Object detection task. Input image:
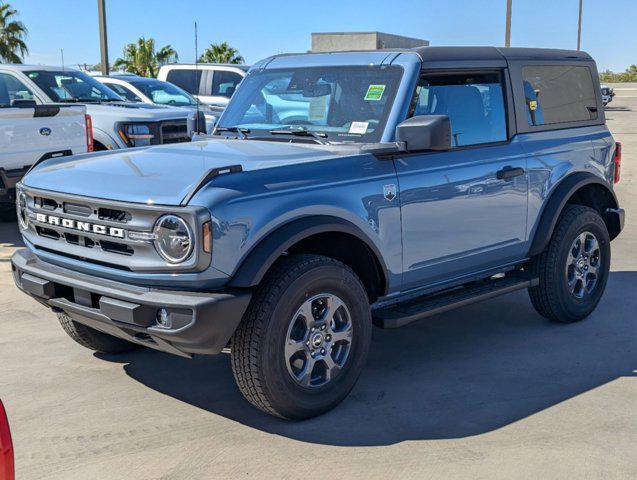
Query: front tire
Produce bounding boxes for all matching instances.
[230,254,372,420]
[57,313,140,353]
[528,205,611,323]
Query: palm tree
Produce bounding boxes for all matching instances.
[0,2,28,63]
[113,37,178,77]
[199,42,243,64]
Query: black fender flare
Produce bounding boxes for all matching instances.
[527,172,619,257]
[228,215,389,292]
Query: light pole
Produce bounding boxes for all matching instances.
[505,0,512,47]
[577,0,583,50]
[97,0,109,75]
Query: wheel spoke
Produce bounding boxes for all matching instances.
[331,323,353,343]
[585,236,599,255]
[296,302,315,328]
[297,356,316,387]
[323,355,341,381]
[323,295,344,324]
[285,338,305,360]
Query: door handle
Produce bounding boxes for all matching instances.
[496,166,525,180]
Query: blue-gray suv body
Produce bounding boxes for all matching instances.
[12,47,624,419]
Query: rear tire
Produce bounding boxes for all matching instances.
[230,254,372,420]
[528,205,610,323]
[57,313,140,353]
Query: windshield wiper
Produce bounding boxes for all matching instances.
[57,98,102,104]
[214,127,251,139]
[268,127,329,145]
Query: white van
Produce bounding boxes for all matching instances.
[157,64,248,108]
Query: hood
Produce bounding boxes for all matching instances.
[84,102,195,121]
[23,138,352,206]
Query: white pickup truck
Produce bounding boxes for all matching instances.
[0,99,90,220]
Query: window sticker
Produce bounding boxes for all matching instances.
[349,121,369,134]
[529,100,538,111]
[364,84,386,101]
[309,95,329,121]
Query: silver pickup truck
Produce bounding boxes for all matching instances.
[0,78,89,220]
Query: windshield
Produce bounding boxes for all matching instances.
[131,79,196,106]
[218,65,403,143]
[25,70,122,102]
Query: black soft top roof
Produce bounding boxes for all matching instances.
[411,46,592,63]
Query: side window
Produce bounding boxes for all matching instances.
[211,71,243,98]
[0,73,35,106]
[166,69,202,95]
[106,83,142,102]
[413,72,507,147]
[522,66,597,126]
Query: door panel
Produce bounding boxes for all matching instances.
[395,140,528,290]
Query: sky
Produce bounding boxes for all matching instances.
[7,0,637,73]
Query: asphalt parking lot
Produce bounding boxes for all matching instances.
[1,92,636,480]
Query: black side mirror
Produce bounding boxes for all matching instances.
[395,115,451,152]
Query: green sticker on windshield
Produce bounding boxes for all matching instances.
[364,84,386,101]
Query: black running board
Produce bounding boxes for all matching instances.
[372,273,539,329]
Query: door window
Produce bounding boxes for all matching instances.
[165,69,202,95]
[0,73,35,106]
[105,83,142,102]
[413,72,507,147]
[211,71,244,98]
[522,66,597,126]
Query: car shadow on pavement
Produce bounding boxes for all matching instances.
[100,270,636,446]
[0,220,24,261]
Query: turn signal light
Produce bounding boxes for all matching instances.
[203,221,212,254]
[614,142,622,184]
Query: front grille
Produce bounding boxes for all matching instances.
[160,120,190,144]
[19,187,208,273]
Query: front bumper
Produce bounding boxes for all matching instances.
[11,249,251,357]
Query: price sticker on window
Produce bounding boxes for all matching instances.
[364,85,386,101]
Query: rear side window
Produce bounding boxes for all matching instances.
[166,69,202,95]
[0,73,34,106]
[211,71,244,98]
[522,66,597,126]
[413,72,507,147]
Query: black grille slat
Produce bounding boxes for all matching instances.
[98,207,130,223]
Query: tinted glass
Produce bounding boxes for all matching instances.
[166,69,202,95]
[131,79,196,106]
[0,73,34,106]
[106,83,142,102]
[413,73,507,147]
[219,65,403,143]
[211,71,244,98]
[25,70,122,102]
[522,66,597,126]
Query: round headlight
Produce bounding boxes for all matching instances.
[16,191,28,230]
[153,215,193,263]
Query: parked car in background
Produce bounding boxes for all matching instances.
[94,75,219,133]
[11,47,623,420]
[0,65,198,150]
[157,64,248,108]
[601,84,615,106]
[1,72,90,219]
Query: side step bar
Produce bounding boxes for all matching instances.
[372,273,539,329]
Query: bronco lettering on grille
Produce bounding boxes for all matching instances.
[35,213,125,239]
